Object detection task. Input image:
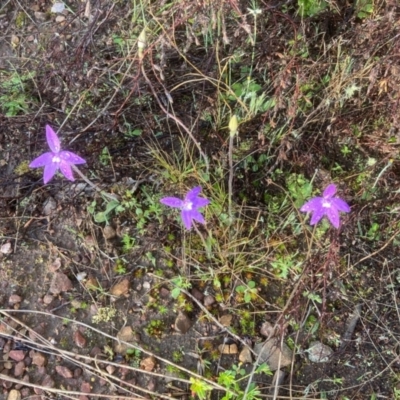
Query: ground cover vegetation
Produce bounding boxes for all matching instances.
[1,0,400,398]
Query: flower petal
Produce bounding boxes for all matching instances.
[326,207,340,228]
[193,197,210,208]
[59,160,74,181]
[323,184,337,198]
[331,198,350,213]
[29,152,53,168]
[309,207,325,226]
[160,197,183,208]
[190,210,206,225]
[185,186,202,202]
[300,197,322,213]
[60,151,86,165]
[181,210,193,230]
[46,125,61,153]
[43,162,58,184]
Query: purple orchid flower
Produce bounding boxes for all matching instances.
[160,186,210,230]
[300,183,350,229]
[29,125,86,184]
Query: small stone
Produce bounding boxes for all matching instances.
[140,356,156,372]
[80,381,91,393]
[239,346,253,364]
[48,258,61,272]
[4,361,12,369]
[1,242,12,255]
[32,352,47,367]
[174,312,192,334]
[114,326,137,354]
[13,361,25,377]
[159,287,170,298]
[191,287,204,302]
[34,12,47,22]
[218,343,238,355]
[15,374,29,390]
[253,338,293,371]
[42,375,55,388]
[73,368,82,378]
[204,295,215,307]
[55,365,73,379]
[7,389,21,400]
[8,350,26,362]
[90,346,103,358]
[110,278,130,297]
[103,226,116,240]
[55,15,65,23]
[42,197,57,216]
[73,331,87,348]
[9,295,22,305]
[106,365,115,375]
[219,314,232,327]
[306,341,333,363]
[260,321,275,338]
[43,295,54,305]
[49,272,73,294]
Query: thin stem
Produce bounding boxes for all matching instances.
[71,165,118,202]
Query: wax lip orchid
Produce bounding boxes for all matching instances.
[29,125,86,184]
[300,183,350,229]
[160,186,210,230]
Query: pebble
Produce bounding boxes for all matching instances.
[306,341,333,363]
[218,343,238,355]
[103,225,116,240]
[174,312,192,334]
[42,375,54,388]
[13,361,25,377]
[140,356,156,372]
[31,352,47,367]
[73,330,87,348]
[239,345,253,363]
[219,314,232,327]
[204,295,215,307]
[9,295,21,305]
[55,365,73,379]
[191,287,204,302]
[49,272,73,294]
[253,338,293,371]
[42,295,54,305]
[55,15,65,23]
[80,382,91,393]
[0,242,12,255]
[159,287,170,298]
[110,278,130,296]
[7,389,21,400]
[260,321,275,338]
[8,350,26,362]
[106,365,116,375]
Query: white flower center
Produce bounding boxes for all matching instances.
[322,200,331,208]
[183,200,193,211]
[52,155,61,163]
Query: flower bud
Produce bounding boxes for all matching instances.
[229,115,238,137]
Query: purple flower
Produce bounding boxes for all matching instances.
[300,183,350,229]
[160,186,210,230]
[29,125,86,184]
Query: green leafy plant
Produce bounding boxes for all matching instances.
[270,253,301,279]
[235,281,258,304]
[356,0,373,19]
[297,0,328,17]
[0,70,36,116]
[171,276,192,299]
